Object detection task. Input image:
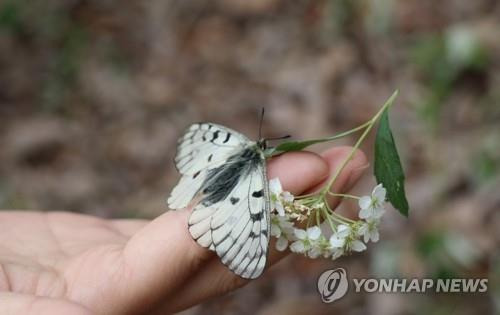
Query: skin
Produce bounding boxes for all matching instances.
[0,146,367,315]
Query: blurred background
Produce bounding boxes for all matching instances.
[0,0,499,314]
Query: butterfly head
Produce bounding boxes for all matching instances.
[257,135,291,151]
[257,138,268,150]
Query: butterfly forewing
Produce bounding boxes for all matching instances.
[175,123,248,175]
[168,123,270,279]
[168,123,247,209]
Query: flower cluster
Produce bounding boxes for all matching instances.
[269,178,387,261]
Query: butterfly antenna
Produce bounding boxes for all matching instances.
[266,135,291,141]
[258,107,265,140]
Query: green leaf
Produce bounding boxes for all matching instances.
[273,138,337,153]
[374,110,409,216]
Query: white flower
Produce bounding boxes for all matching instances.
[358,218,380,243]
[358,184,386,219]
[329,224,351,248]
[348,239,367,252]
[307,235,332,259]
[282,191,294,203]
[269,178,294,216]
[271,214,293,238]
[306,226,322,240]
[329,224,366,253]
[289,240,306,253]
[290,226,321,254]
[271,214,295,251]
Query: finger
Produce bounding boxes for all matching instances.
[266,151,329,195]
[109,219,148,237]
[117,209,208,313]
[160,147,367,313]
[118,151,329,314]
[0,292,92,315]
[314,146,369,208]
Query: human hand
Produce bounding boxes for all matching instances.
[0,146,367,314]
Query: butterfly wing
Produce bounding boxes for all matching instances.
[194,160,270,279]
[168,123,249,209]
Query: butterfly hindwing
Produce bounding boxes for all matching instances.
[188,154,269,279]
[219,163,269,279]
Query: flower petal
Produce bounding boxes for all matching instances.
[276,202,285,217]
[276,237,289,251]
[370,230,379,242]
[307,226,321,240]
[337,224,351,237]
[363,232,369,243]
[372,206,385,218]
[294,228,307,240]
[282,191,294,203]
[329,236,345,248]
[373,184,386,202]
[290,241,305,253]
[280,219,294,231]
[269,178,283,195]
[351,240,367,252]
[359,207,371,219]
[330,248,344,260]
[358,223,368,236]
[358,196,372,210]
[271,223,281,237]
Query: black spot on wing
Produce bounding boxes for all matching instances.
[223,132,231,143]
[208,154,213,162]
[230,197,240,205]
[249,231,260,238]
[250,211,263,221]
[252,190,264,198]
[211,130,220,142]
[193,170,201,178]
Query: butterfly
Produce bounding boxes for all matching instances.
[167,122,274,279]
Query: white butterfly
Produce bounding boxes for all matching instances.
[167,123,270,279]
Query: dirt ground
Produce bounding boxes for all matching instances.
[1,1,499,314]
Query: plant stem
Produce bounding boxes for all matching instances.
[327,192,360,200]
[331,211,356,224]
[320,90,399,198]
[321,120,372,140]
